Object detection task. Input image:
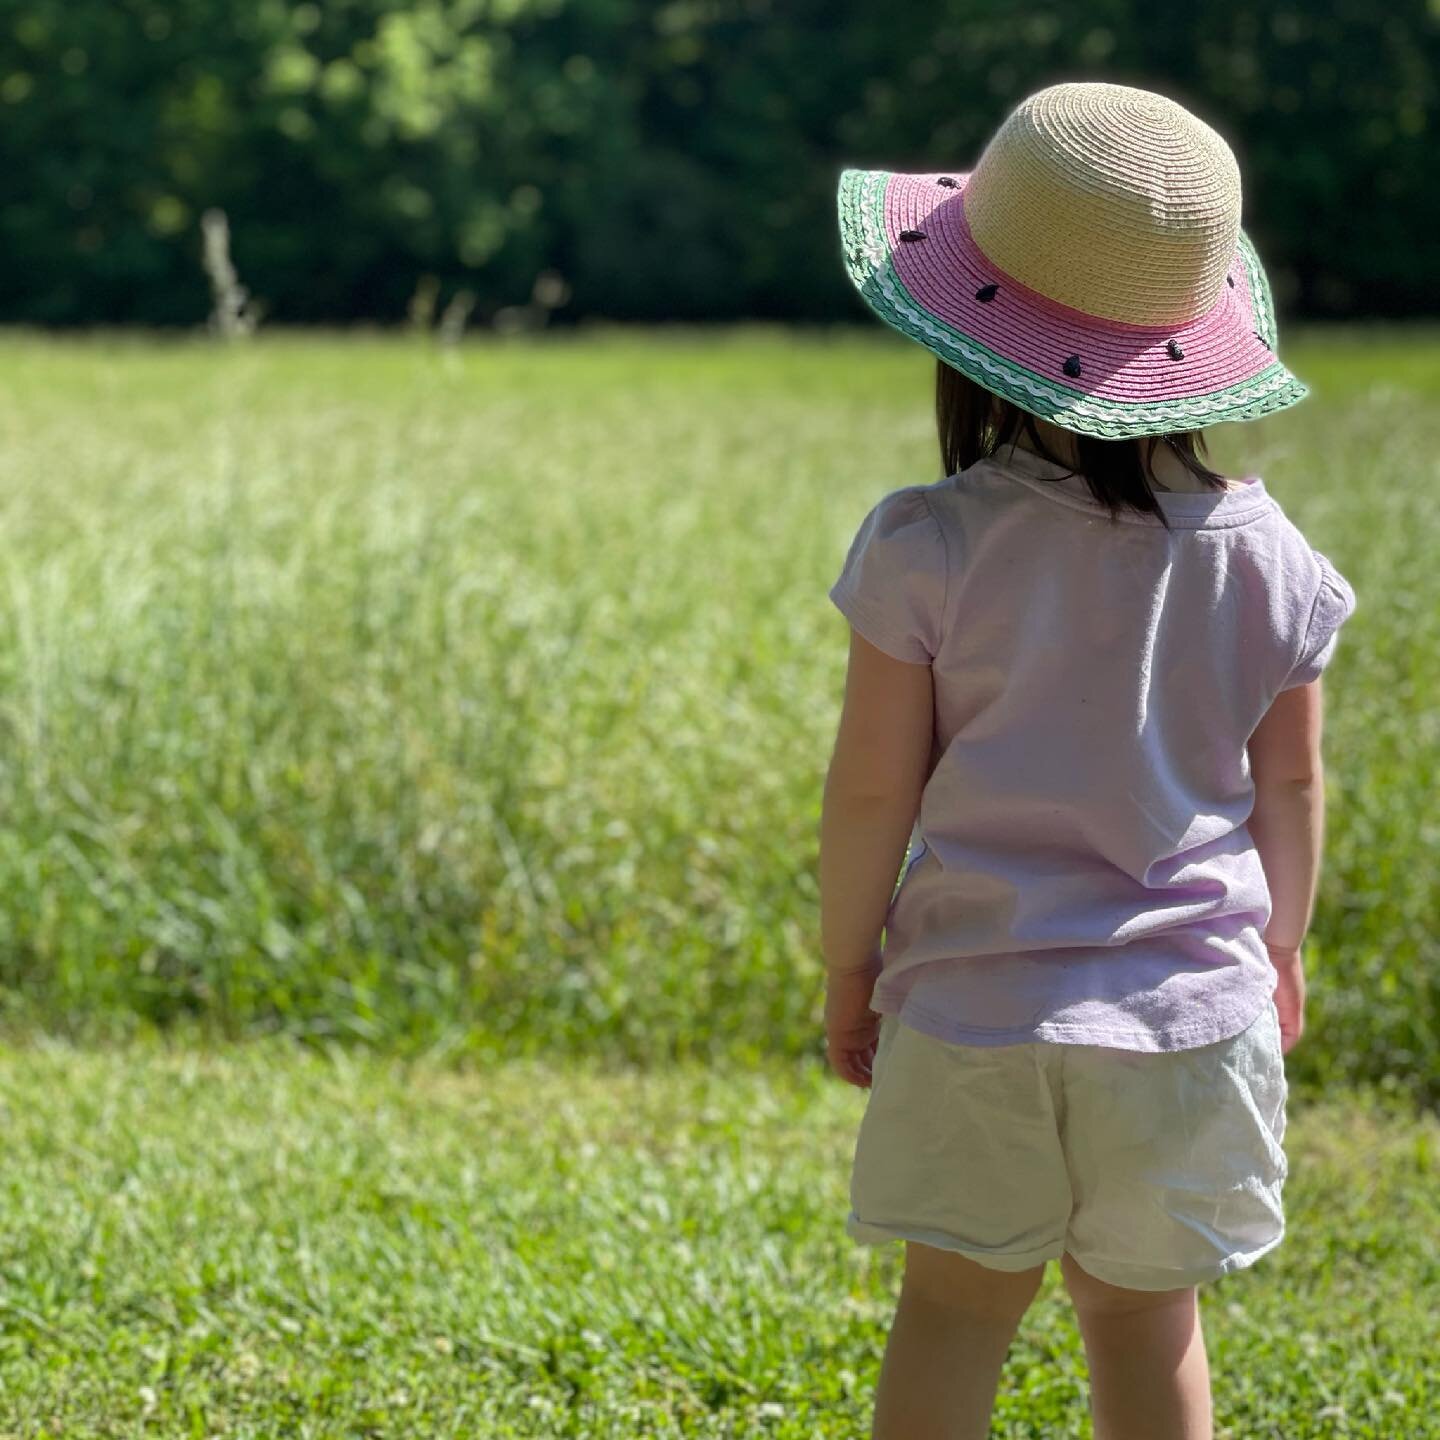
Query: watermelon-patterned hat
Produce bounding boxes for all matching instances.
[837,82,1307,439]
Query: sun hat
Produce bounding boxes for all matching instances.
[837,81,1307,439]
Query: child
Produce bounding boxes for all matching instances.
[820,82,1356,1440]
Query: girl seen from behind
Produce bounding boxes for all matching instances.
[820,82,1356,1439]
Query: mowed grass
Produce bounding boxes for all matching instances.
[0,329,1436,1099]
[0,1041,1433,1438]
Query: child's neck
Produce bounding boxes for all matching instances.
[1010,418,1236,493]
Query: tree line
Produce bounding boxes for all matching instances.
[1,0,1434,327]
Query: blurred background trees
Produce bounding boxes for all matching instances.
[1,0,1434,327]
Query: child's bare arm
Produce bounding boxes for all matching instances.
[820,628,934,976]
[1248,679,1326,945]
[1246,677,1326,1051]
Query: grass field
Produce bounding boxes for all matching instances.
[0,328,1436,1098]
[0,329,1436,1435]
[0,1041,1434,1438]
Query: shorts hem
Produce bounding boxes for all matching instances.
[1065,1229,1286,1291]
[847,1213,1064,1271]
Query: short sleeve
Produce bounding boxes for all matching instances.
[828,486,948,664]
[1280,550,1357,690]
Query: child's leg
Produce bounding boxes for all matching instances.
[873,1241,1046,1440]
[1060,1253,1212,1440]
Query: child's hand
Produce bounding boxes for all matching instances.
[1267,942,1306,1054]
[825,962,882,1088]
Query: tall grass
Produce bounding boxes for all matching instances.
[0,329,1434,1098]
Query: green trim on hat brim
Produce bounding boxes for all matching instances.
[1238,228,1277,349]
[838,168,1308,439]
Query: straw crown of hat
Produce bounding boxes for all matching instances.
[964,84,1243,328]
[835,80,1307,438]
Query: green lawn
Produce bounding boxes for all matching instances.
[0,330,1435,1435]
[0,329,1435,1097]
[0,1042,1434,1438]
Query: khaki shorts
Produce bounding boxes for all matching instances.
[848,1000,1288,1291]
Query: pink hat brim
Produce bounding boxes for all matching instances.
[839,168,1307,437]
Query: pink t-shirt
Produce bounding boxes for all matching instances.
[828,443,1357,1052]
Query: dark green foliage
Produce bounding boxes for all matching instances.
[0,0,1435,325]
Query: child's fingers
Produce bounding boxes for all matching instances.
[831,1047,873,1089]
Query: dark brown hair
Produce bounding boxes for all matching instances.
[936,360,1227,530]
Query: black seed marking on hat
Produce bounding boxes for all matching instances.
[1227,275,1236,287]
[975,283,999,302]
[1253,331,1270,348]
[936,176,959,188]
[1062,354,1082,378]
[899,229,926,242]
[1166,339,1184,361]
